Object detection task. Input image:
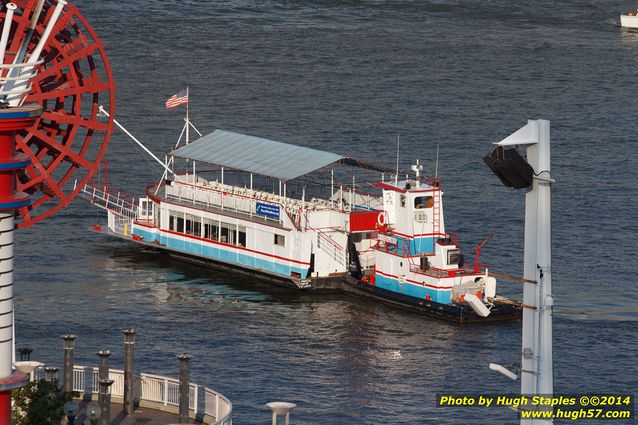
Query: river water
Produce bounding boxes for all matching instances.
[14,1,638,424]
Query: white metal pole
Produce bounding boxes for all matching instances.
[0,4,17,78]
[395,133,400,186]
[499,119,553,425]
[98,106,172,174]
[330,169,334,206]
[186,86,189,146]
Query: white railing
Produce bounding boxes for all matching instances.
[74,180,138,219]
[36,365,232,425]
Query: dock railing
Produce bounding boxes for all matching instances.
[36,365,232,425]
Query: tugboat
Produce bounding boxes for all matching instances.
[78,105,521,323]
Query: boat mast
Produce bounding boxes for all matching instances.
[186,85,196,181]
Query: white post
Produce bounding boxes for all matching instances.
[0,4,17,76]
[185,86,189,146]
[330,169,334,206]
[163,377,169,406]
[497,119,553,425]
[250,173,253,191]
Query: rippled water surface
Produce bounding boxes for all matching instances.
[14,1,638,424]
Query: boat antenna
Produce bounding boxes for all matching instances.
[395,133,400,185]
[435,143,440,178]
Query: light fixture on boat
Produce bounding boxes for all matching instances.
[489,363,519,380]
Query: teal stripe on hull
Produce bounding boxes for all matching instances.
[375,274,451,304]
[132,227,308,279]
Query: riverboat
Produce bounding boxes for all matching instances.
[78,111,521,323]
[621,9,638,28]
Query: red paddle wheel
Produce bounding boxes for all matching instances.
[0,1,114,421]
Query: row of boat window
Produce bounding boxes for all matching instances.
[168,213,247,247]
[167,212,286,248]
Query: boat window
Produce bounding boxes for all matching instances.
[414,196,434,209]
[204,219,219,241]
[176,217,184,233]
[400,194,406,207]
[447,249,460,265]
[221,222,236,245]
[274,234,285,247]
[185,214,200,237]
[238,226,246,247]
[169,215,175,231]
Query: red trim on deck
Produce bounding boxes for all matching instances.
[133,222,310,266]
[388,230,447,239]
[375,268,453,290]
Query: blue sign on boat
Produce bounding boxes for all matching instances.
[256,202,280,220]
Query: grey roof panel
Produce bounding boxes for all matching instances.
[170,130,343,181]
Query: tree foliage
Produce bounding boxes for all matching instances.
[12,379,79,425]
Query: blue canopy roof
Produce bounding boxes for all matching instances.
[170,130,344,181]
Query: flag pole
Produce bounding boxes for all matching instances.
[185,85,195,180]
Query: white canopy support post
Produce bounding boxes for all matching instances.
[351,176,355,206]
[97,106,173,175]
[221,167,224,185]
[250,173,253,191]
[497,119,554,425]
[330,169,334,206]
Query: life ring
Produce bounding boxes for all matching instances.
[377,211,387,226]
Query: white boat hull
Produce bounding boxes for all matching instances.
[621,14,638,28]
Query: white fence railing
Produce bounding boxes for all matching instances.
[36,366,232,425]
[74,180,138,219]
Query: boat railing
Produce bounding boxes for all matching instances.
[303,211,348,268]
[164,179,328,231]
[409,262,487,278]
[75,179,138,219]
[35,365,232,425]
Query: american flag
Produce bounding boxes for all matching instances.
[165,87,189,108]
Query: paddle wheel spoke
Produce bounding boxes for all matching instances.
[0,0,114,228]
